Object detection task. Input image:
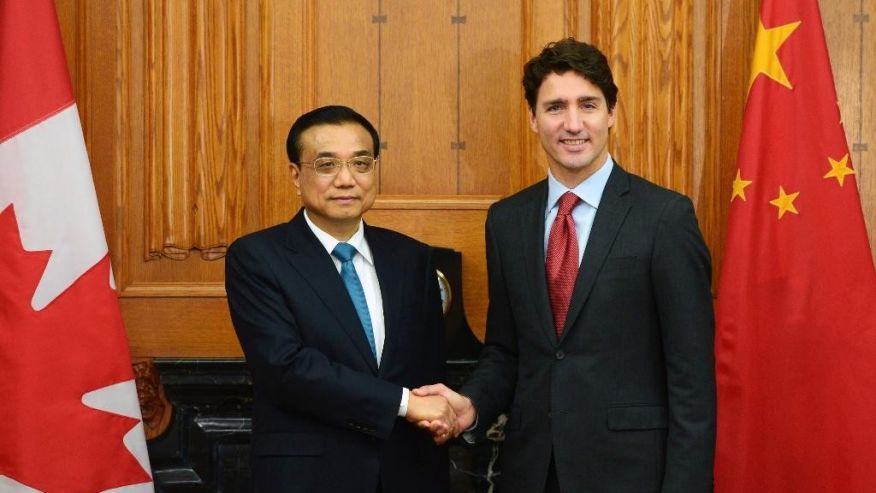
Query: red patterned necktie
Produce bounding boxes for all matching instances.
[545,192,581,338]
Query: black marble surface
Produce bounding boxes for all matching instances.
[148,359,254,493]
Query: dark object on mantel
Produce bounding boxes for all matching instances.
[146,247,500,492]
[432,246,484,361]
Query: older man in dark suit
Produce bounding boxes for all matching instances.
[416,38,716,493]
[226,106,453,493]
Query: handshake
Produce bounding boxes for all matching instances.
[404,383,477,445]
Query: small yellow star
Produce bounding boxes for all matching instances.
[731,169,753,202]
[749,19,801,91]
[823,153,855,187]
[769,186,800,219]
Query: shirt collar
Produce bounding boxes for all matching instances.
[303,210,374,265]
[546,154,614,213]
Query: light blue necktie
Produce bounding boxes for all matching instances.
[332,242,377,358]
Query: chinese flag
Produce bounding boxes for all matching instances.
[0,1,154,491]
[715,0,876,492]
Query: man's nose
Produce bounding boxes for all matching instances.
[332,164,357,186]
[564,108,584,133]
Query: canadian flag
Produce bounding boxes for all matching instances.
[0,1,154,492]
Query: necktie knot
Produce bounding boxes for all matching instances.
[332,242,357,262]
[557,192,580,216]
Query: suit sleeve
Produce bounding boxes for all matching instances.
[460,207,519,430]
[651,196,716,492]
[225,238,402,440]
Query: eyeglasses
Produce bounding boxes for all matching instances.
[297,156,377,176]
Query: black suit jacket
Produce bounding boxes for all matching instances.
[225,210,449,493]
[462,164,716,493]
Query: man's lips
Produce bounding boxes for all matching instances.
[560,137,590,146]
[331,196,359,203]
[559,137,591,151]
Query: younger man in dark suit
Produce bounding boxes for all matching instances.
[226,105,453,493]
[416,38,716,493]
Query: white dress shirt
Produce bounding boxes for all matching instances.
[303,211,410,416]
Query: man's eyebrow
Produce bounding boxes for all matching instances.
[541,98,566,107]
[313,149,372,158]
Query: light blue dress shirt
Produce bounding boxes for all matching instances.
[543,156,614,265]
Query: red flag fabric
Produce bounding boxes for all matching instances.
[0,1,154,491]
[715,1,876,492]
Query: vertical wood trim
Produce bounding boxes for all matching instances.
[115,0,131,290]
[699,0,725,279]
[76,0,88,134]
[513,0,535,193]
[303,0,317,114]
[144,0,164,261]
[564,0,579,38]
[577,0,592,41]
[259,0,274,227]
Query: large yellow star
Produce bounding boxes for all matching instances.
[823,153,855,187]
[769,186,800,219]
[749,19,801,91]
[731,169,753,202]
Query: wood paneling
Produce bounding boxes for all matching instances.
[143,0,247,261]
[55,0,874,358]
[595,0,724,263]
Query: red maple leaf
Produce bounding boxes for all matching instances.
[0,205,151,492]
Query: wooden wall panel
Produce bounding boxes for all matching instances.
[53,0,874,358]
[458,1,522,195]
[261,0,308,227]
[380,1,458,194]
[313,0,378,137]
[593,0,724,264]
[143,0,246,261]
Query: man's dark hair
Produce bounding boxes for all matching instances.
[522,38,619,113]
[286,105,380,163]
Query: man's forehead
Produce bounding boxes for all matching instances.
[300,123,373,154]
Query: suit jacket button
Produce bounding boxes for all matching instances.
[555,350,565,360]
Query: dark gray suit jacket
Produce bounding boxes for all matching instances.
[462,164,716,493]
[226,210,449,493]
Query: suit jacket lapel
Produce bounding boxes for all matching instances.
[561,165,631,341]
[366,225,404,376]
[282,211,379,373]
[519,182,560,348]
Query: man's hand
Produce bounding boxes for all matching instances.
[412,383,476,444]
[405,394,457,444]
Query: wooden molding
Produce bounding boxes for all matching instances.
[372,195,500,210]
[121,282,226,298]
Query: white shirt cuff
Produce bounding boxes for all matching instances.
[397,387,410,417]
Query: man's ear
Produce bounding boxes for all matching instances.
[528,109,538,133]
[289,164,301,195]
